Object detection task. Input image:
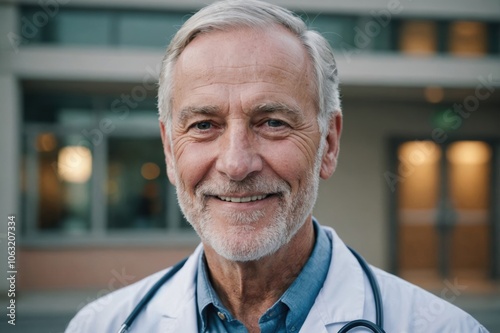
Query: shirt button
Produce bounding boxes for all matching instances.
[217,311,226,321]
[290,326,296,332]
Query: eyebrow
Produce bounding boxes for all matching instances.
[254,102,303,122]
[177,105,220,127]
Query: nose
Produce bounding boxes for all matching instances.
[215,122,263,181]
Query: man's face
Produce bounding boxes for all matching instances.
[161,27,339,261]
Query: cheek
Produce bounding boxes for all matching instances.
[261,142,314,185]
[174,142,217,189]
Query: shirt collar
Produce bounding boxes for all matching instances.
[280,219,331,328]
[196,252,230,332]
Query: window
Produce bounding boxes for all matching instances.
[448,21,488,57]
[28,133,93,233]
[355,17,393,51]
[53,10,111,46]
[21,84,189,240]
[118,12,186,48]
[399,20,438,55]
[20,7,189,48]
[306,14,357,53]
[107,137,190,230]
[309,14,393,53]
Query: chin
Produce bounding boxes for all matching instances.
[200,220,292,262]
[211,241,281,262]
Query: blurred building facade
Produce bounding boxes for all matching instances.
[1,0,500,295]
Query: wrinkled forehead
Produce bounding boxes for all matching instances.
[172,26,316,97]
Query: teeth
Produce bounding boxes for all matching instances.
[219,195,267,203]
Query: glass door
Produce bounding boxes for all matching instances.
[395,140,495,281]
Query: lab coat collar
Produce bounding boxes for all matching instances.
[301,226,366,330]
[149,244,203,333]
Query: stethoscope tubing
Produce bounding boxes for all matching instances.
[118,247,385,333]
[118,257,188,333]
[347,247,385,329]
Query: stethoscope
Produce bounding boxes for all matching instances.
[118,247,386,333]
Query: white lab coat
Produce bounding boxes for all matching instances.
[65,226,489,333]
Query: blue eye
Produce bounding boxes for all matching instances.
[195,122,212,130]
[266,119,285,127]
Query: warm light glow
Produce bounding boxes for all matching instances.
[37,133,57,152]
[398,141,441,166]
[448,141,491,211]
[141,162,160,180]
[447,141,492,165]
[58,146,92,183]
[398,141,441,210]
[424,86,444,104]
[449,21,487,56]
[400,21,437,55]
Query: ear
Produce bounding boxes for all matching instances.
[320,112,342,180]
[159,121,176,186]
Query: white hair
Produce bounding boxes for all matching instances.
[158,0,341,136]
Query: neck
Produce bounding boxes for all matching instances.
[203,217,315,331]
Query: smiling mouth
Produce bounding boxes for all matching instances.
[217,194,269,203]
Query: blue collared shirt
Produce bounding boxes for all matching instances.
[196,220,332,333]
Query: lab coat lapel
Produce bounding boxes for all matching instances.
[150,244,203,333]
[301,227,366,331]
[160,296,198,333]
[299,303,329,333]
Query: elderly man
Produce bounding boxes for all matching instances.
[66,1,488,332]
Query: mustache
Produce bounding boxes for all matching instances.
[195,176,291,197]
